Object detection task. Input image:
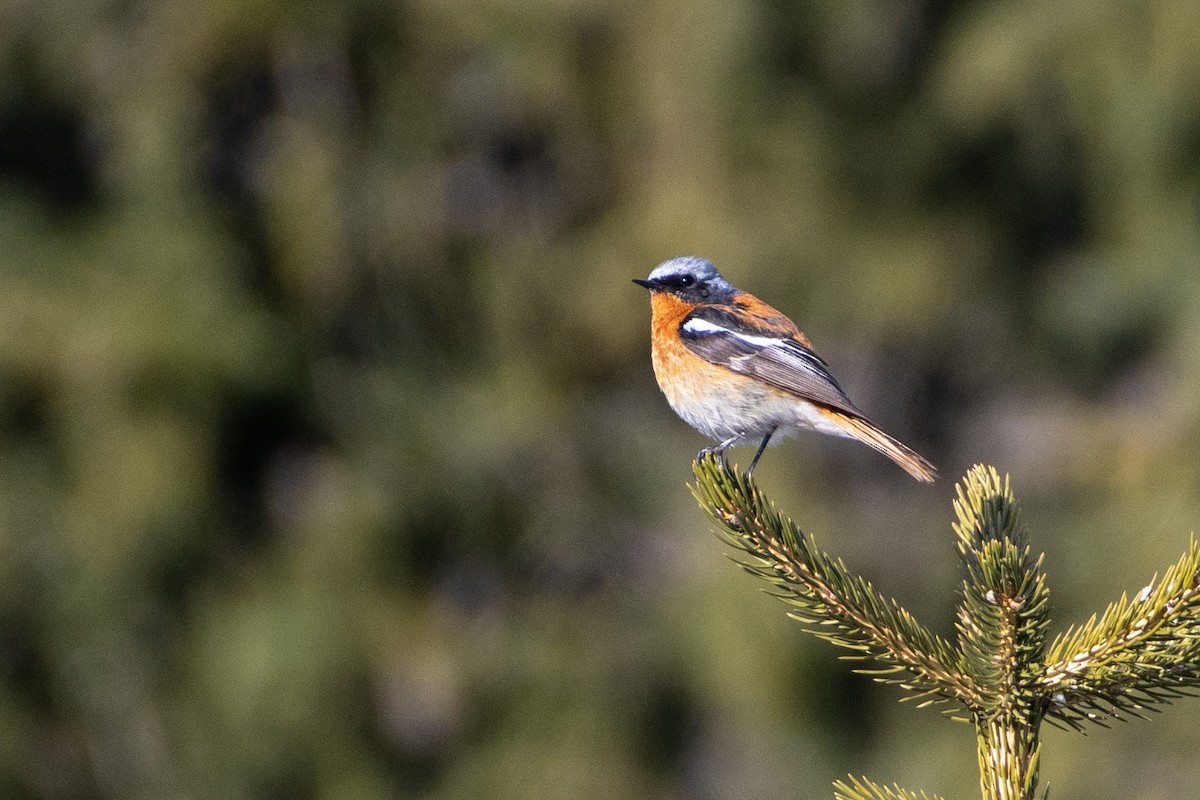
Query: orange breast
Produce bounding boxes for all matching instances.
[647,293,770,440]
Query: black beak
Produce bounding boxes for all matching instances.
[632,278,658,290]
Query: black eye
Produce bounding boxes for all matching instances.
[677,274,696,287]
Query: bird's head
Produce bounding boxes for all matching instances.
[632,256,735,303]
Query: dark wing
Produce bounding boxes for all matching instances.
[679,306,863,417]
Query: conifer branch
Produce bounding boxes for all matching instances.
[691,454,979,711]
[1043,535,1200,728]
[833,774,945,800]
[952,466,1050,722]
[690,456,1200,798]
[951,467,1047,799]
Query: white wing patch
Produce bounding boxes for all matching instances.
[680,316,788,349]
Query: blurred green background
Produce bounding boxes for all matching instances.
[2,1,1200,798]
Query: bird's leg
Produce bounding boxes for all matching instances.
[698,434,741,469]
[745,427,776,478]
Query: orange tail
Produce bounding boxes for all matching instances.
[821,410,937,483]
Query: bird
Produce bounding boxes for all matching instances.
[633,256,936,482]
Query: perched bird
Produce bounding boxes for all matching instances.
[633,256,936,482]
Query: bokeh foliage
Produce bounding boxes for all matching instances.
[2,1,1200,798]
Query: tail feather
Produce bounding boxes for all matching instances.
[820,410,937,483]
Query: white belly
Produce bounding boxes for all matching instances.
[661,367,851,444]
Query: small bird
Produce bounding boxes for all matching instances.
[633,256,936,482]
